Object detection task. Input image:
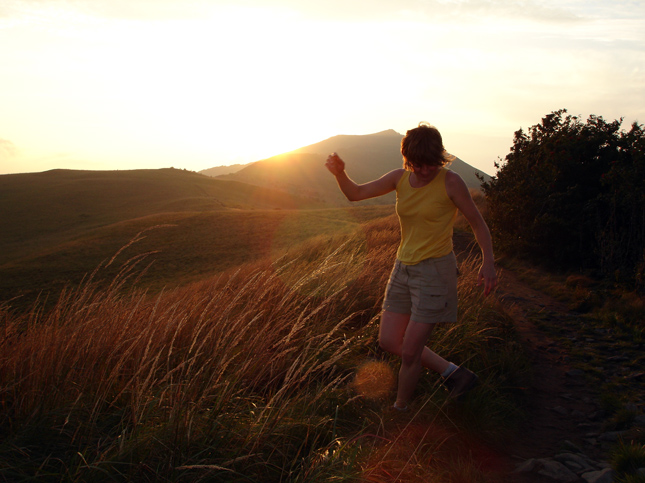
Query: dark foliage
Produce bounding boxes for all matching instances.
[482,109,645,286]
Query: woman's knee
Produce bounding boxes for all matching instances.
[379,333,401,355]
[400,347,423,367]
[379,311,408,355]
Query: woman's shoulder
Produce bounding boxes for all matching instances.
[443,169,469,199]
[387,168,406,177]
[377,168,406,188]
[443,168,464,184]
[387,168,407,182]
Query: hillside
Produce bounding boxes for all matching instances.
[208,130,491,205]
[0,167,321,266]
[0,214,531,482]
[0,130,489,308]
[199,163,250,177]
[0,168,394,305]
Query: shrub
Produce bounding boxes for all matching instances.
[482,110,645,287]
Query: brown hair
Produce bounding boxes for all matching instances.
[401,122,454,170]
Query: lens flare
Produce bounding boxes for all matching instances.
[353,361,396,400]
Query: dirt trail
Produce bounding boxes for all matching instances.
[453,232,616,481]
[495,268,605,461]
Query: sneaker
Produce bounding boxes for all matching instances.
[443,367,478,399]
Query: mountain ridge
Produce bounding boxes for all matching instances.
[204,130,490,205]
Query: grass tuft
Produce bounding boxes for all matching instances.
[612,441,645,480]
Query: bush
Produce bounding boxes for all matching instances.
[482,109,645,287]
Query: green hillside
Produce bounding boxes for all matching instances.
[211,130,491,205]
[0,194,394,310]
[0,167,322,266]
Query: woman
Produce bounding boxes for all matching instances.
[325,123,497,410]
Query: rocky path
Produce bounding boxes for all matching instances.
[494,265,645,483]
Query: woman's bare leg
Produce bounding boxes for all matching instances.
[380,311,451,408]
[379,311,450,373]
[395,320,437,408]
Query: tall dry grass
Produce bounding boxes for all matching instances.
[0,215,528,482]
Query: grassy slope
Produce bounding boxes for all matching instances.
[0,214,528,483]
[1,204,394,310]
[0,167,395,309]
[0,167,321,265]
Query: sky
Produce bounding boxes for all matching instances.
[1,0,644,176]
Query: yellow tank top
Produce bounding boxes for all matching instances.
[395,168,457,264]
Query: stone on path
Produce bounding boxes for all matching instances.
[514,458,579,482]
[554,452,595,474]
[581,467,615,483]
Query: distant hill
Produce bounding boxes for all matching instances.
[208,130,491,205]
[0,168,320,266]
[199,163,251,177]
[3,167,399,310]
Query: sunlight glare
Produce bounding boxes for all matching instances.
[2,4,377,170]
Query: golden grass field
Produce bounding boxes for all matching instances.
[0,210,530,482]
[3,149,644,481]
[8,168,642,482]
[0,205,394,309]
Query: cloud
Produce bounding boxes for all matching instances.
[245,0,583,24]
[0,0,202,23]
[4,0,642,27]
[0,0,582,23]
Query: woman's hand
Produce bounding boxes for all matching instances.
[325,152,345,176]
[477,260,498,296]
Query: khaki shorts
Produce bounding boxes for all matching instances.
[382,252,458,324]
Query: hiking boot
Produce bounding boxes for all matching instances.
[444,367,478,399]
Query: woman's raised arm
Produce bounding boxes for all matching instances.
[325,153,403,202]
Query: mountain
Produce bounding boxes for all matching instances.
[208,130,491,205]
[199,163,251,177]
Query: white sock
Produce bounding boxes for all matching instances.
[441,362,458,378]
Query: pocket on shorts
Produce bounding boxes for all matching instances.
[414,263,449,311]
[420,285,448,311]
